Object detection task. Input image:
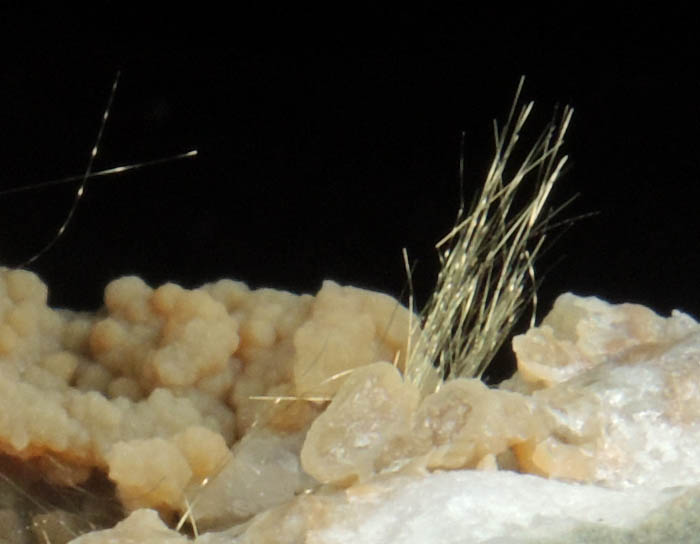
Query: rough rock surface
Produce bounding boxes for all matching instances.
[2,268,700,542]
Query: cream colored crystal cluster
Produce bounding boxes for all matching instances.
[300,292,700,491]
[2,267,700,543]
[0,267,408,534]
[506,293,700,488]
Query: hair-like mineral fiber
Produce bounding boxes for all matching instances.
[6,71,197,268]
[404,77,573,394]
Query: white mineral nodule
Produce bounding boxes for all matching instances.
[2,267,700,543]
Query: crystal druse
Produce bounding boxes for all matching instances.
[1,268,700,543]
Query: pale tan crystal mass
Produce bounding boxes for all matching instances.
[0,267,410,529]
[2,267,700,542]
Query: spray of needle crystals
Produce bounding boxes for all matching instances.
[405,78,573,393]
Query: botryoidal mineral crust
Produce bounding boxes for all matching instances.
[1,267,700,542]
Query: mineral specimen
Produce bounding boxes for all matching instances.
[2,267,700,543]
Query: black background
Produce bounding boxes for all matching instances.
[2,9,698,380]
